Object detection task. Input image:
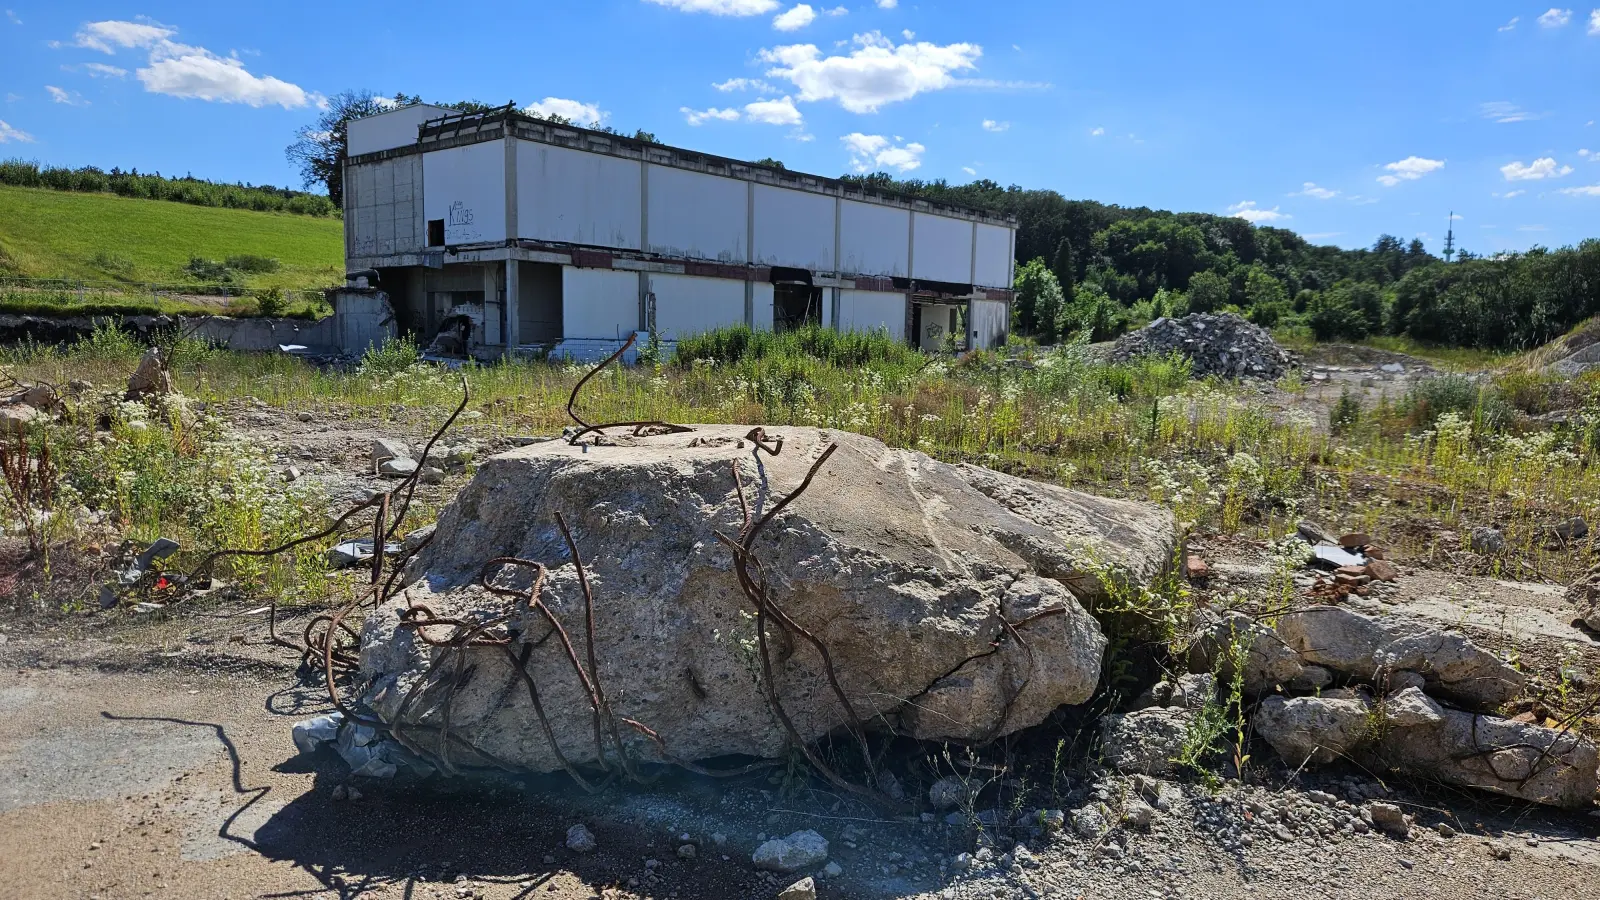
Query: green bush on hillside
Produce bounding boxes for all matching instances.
[0,158,336,217]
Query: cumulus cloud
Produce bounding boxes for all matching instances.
[1501,157,1574,180]
[644,0,778,14]
[1376,156,1445,187]
[1480,101,1546,123]
[1499,15,1519,30]
[81,62,127,78]
[1591,8,1600,33]
[1226,201,1290,223]
[60,19,316,109]
[1580,148,1596,160]
[773,4,816,31]
[876,0,897,7]
[0,119,33,142]
[525,97,606,125]
[1558,184,1600,196]
[1538,7,1572,27]
[842,132,924,172]
[1089,126,1104,136]
[681,106,741,125]
[759,30,981,113]
[744,96,804,125]
[981,119,1009,132]
[962,166,977,175]
[1291,182,1338,199]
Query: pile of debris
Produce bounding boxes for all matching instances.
[1105,604,1597,808]
[1107,313,1296,379]
[353,424,1179,777]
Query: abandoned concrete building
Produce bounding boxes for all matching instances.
[340,103,1017,357]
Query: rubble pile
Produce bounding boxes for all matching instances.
[1107,313,1295,379]
[355,425,1179,773]
[1108,603,1597,808]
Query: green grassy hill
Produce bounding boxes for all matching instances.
[0,185,343,292]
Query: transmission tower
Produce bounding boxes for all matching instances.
[1443,211,1456,262]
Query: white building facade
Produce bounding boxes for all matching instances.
[343,104,1017,356]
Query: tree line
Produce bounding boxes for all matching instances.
[842,173,1600,351]
[0,158,336,217]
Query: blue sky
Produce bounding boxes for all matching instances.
[2,1,1597,255]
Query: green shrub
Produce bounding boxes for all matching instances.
[225,254,281,274]
[1406,374,1513,431]
[254,287,286,318]
[672,324,920,370]
[184,256,233,282]
[1330,388,1362,433]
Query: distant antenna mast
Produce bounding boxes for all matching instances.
[1443,211,1456,262]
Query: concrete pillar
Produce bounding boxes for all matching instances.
[503,259,521,348]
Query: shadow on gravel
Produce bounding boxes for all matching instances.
[101,711,779,900]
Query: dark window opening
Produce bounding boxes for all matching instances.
[774,284,822,333]
[427,219,445,247]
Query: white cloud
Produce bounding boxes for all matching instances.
[773,4,816,31]
[1226,201,1290,223]
[1518,224,1549,231]
[1591,8,1600,33]
[72,18,175,52]
[0,119,32,142]
[644,0,779,15]
[759,30,982,113]
[1538,7,1572,27]
[902,29,915,40]
[5,9,19,25]
[81,62,127,78]
[3,93,19,102]
[962,166,977,175]
[981,119,1009,132]
[713,77,780,93]
[1499,15,1519,30]
[1376,156,1445,186]
[744,95,804,125]
[46,85,88,106]
[1291,182,1338,199]
[1480,101,1546,123]
[842,132,923,172]
[1581,148,1595,159]
[61,19,316,109]
[525,97,606,125]
[876,0,897,7]
[1495,189,1527,198]
[1500,157,1574,180]
[1089,126,1104,136]
[681,106,741,125]
[1559,184,1600,196]
[824,6,848,14]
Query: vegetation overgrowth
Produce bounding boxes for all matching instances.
[843,173,1600,352]
[0,158,336,217]
[0,185,343,292]
[5,325,1598,612]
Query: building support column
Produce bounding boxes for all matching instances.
[503,259,521,349]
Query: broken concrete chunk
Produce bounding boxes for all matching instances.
[1468,526,1505,555]
[361,426,1177,772]
[1374,708,1598,809]
[125,347,173,401]
[566,824,597,853]
[1380,686,1445,729]
[1275,605,1396,678]
[1311,544,1367,569]
[1254,695,1373,767]
[777,877,817,900]
[1287,664,1334,693]
[1187,610,1304,695]
[0,404,42,436]
[1374,632,1525,710]
[1100,707,1194,776]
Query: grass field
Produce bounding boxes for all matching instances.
[0,185,342,292]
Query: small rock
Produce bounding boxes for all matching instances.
[371,438,413,464]
[822,861,842,878]
[1297,520,1334,545]
[379,458,419,477]
[419,465,446,485]
[777,876,816,900]
[1339,532,1371,549]
[1070,805,1107,838]
[1436,822,1457,838]
[1468,526,1505,555]
[1489,842,1512,860]
[566,824,597,853]
[1184,554,1211,581]
[1368,803,1410,837]
[1100,708,1194,775]
[928,775,967,810]
[1364,558,1399,582]
[297,411,315,422]
[677,844,697,859]
[1122,800,1156,829]
[753,830,828,873]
